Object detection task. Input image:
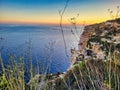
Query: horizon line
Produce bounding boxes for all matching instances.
[0,18,112,26]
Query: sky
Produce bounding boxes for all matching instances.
[0,0,120,25]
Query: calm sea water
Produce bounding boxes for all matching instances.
[0,24,84,73]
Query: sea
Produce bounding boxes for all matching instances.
[0,24,84,80]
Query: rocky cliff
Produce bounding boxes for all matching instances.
[71,18,120,63]
[27,18,120,90]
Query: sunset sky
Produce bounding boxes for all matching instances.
[0,0,120,25]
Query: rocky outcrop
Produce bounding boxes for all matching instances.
[71,18,120,64]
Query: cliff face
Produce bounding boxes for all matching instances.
[78,24,98,51]
[71,18,120,64]
[79,18,120,52]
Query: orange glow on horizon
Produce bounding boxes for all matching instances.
[0,17,110,25]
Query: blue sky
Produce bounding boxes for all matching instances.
[0,0,120,25]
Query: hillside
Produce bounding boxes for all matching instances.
[26,18,120,90]
[77,18,120,61]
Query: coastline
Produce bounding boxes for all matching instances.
[27,18,120,89]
